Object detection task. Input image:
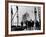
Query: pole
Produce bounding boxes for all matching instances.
[16,6,19,26]
[34,7,37,30]
[11,6,13,26]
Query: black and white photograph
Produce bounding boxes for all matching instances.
[11,6,41,31]
[8,2,44,35]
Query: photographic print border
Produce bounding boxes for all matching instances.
[5,0,45,37]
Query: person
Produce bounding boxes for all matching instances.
[21,21,23,27]
[30,19,34,27]
[35,20,40,30]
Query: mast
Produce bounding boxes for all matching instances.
[11,6,13,26]
[34,7,37,30]
[16,6,19,26]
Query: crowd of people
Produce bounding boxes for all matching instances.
[21,19,40,30]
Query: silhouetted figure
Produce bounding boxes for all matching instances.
[21,21,23,27]
[31,21,34,27]
[35,20,40,30]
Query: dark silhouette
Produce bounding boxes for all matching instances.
[31,21,34,27]
[21,21,23,27]
[20,20,34,30]
[35,20,40,30]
